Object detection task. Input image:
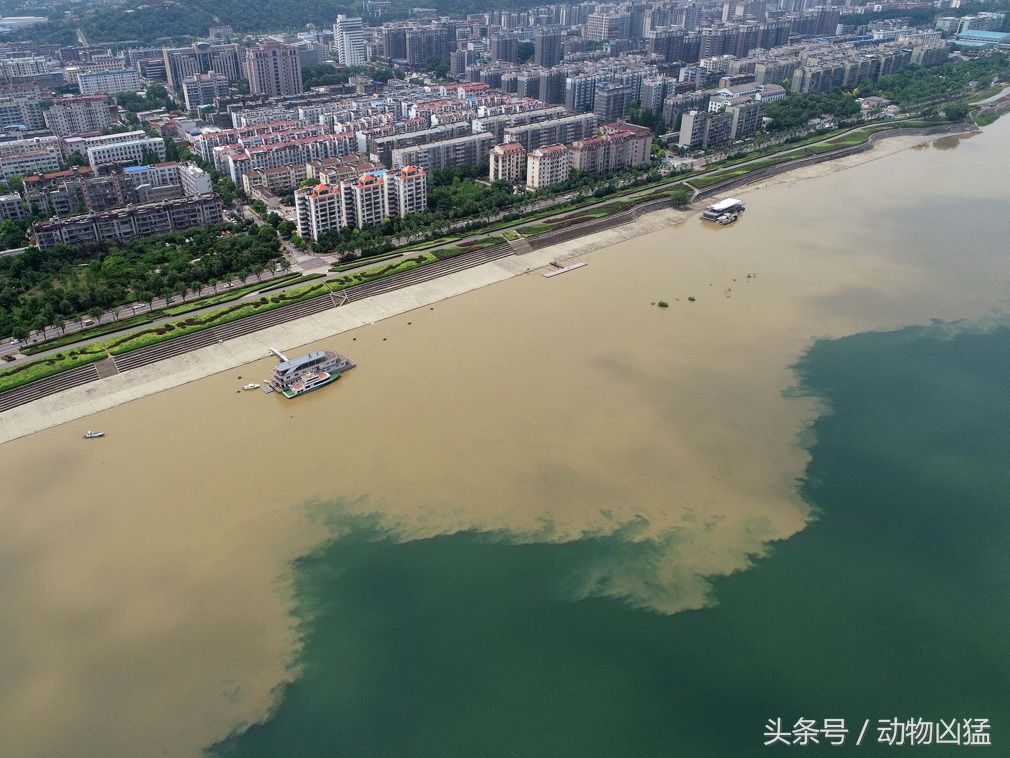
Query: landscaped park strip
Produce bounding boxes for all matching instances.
[19,272,305,356]
[0,237,503,393]
[0,117,968,396]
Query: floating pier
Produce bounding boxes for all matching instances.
[544,261,588,278]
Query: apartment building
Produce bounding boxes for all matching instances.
[43,95,114,136]
[0,150,60,180]
[32,195,224,250]
[526,143,570,190]
[472,105,569,142]
[678,109,733,150]
[489,142,527,183]
[368,122,470,168]
[24,161,211,215]
[295,165,428,239]
[0,135,62,180]
[163,42,243,89]
[242,163,309,195]
[390,132,496,173]
[503,113,598,152]
[85,135,166,168]
[334,15,367,66]
[571,123,652,175]
[0,192,27,222]
[24,167,130,213]
[187,121,302,161]
[217,132,356,183]
[0,90,45,130]
[244,42,303,98]
[182,73,230,111]
[76,68,141,95]
[388,164,426,218]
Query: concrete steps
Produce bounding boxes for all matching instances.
[0,363,101,414]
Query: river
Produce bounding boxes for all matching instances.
[0,121,1008,757]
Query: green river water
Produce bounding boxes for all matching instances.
[210,320,1010,755]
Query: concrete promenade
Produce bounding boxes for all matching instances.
[0,208,681,444]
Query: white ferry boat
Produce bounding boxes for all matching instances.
[702,198,745,222]
[268,349,355,399]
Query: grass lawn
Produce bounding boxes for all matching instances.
[258,273,325,292]
[20,314,155,355]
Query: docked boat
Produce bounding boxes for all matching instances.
[702,198,745,222]
[82,430,104,439]
[242,383,260,391]
[268,348,355,399]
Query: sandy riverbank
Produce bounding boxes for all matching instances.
[0,130,954,446]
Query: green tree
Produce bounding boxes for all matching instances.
[944,102,970,121]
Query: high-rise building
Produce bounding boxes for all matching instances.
[489,142,526,182]
[678,109,733,150]
[593,83,631,122]
[526,143,570,190]
[182,73,230,110]
[534,28,563,67]
[76,69,142,96]
[43,95,114,135]
[489,34,520,64]
[450,49,478,76]
[504,113,598,152]
[294,166,427,238]
[244,42,303,98]
[648,27,686,62]
[726,99,762,140]
[349,172,387,228]
[383,26,408,60]
[639,77,670,115]
[571,123,652,175]
[162,42,243,90]
[0,90,46,130]
[565,74,601,113]
[404,25,454,67]
[587,12,631,41]
[334,15,367,66]
[389,164,427,217]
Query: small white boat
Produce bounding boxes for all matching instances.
[242,383,260,391]
[82,430,104,439]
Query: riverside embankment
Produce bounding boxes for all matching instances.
[0,123,973,443]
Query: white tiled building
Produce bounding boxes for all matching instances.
[390,165,427,217]
[43,95,114,136]
[295,165,428,239]
[526,143,570,190]
[86,136,166,168]
[489,142,526,183]
[76,68,142,95]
